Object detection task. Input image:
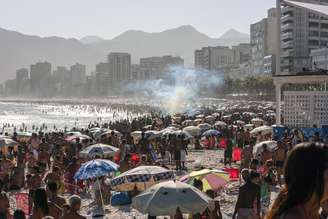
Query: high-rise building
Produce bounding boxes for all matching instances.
[279,0,328,74]
[107,53,131,87]
[96,62,111,95]
[194,46,235,71]
[70,63,86,86]
[232,43,251,64]
[30,62,52,96]
[140,55,184,79]
[16,68,29,95]
[250,8,278,75]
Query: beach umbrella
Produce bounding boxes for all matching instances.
[74,159,119,180]
[65,134,91,142]
[251,118,264,124]
[253,141,277,155]
[131,130,160,140]
[214,121,227,128]
[180,169,230,192]
[250,125,273,136]
[110,165,175,192]
[205,115,215,123]
[243,124,254,130]
[0,138,18,148]
[193,118,203,124]
[235,120,246,126]
[143,125,153,130]
[182,120,194,126]
[66,131,82,136]
[132,180,213,216]
[16,132,32,137]
[197,123,212,132]
[183,126,201,137]
[202,129,222,137]
[196,114,205,119]
[79,143,119,158]
[74,159,119,207]
[100,130,122,137]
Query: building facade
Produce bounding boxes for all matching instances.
[280,0,328,74]
[70,63,86,86]
[194,46,235,72]
[283,91,328,127]
[310,47,328,70]
[108,53,131,87]
[251,8,278,75]
[16,68,29,95]
[140,55,184,79]
[232,43,251,64]
[30,62,52,96]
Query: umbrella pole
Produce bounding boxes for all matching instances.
[97,178,105,208]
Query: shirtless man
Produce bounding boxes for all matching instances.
[44,166,62,186]
[47,182,66,208]
[61,195,86,219]
[273,141,287,186]
[233,171,261,219]
[27,166,42,214]
[27,152,37,172]
[38,148,50,170]
[260,144,272,166]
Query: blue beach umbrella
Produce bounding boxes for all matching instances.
[202,129,221,137]
[74,159,119,180]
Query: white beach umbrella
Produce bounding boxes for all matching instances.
[253,141,277,155]
[250,125,273,136]
[79,143,119,158]
[111,166,175,192]
[183,126,202,137]
[132,180,213,216]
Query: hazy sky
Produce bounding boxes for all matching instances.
[0,0,275,39]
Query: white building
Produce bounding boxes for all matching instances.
[70,63,86,86]
[251,8,278,75]
[195,46,235,71]
[140,55,184,79]
[279,0,328,74]
[284,91,328,127]
[108,52,131,85]
[310,47,328,70]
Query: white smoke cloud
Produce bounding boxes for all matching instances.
[123,66,223,114]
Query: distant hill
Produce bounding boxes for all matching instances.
[0,25,249,81]
[88,25,250,66]
[0,27,103,81]
[80,35,104,44]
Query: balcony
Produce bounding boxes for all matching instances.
[281,59,293,67]
[281,32,293,41]
[282,41,293,49]
[281,6,294,14]
[281,15,293,23]
[281,50,294,58]
[281,23,293,32]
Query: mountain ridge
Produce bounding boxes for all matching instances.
[0,25,250,81]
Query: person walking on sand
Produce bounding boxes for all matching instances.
[233,171,261,219]
[60,195,86,219]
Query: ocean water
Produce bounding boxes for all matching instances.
[0,101,144,132]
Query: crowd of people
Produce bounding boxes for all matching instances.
[0,103,327,219]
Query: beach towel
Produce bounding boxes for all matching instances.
[224,167,239,181]
[15,193,29,215]
[232,147,242,162]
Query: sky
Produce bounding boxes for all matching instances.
[0,0,276,39]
